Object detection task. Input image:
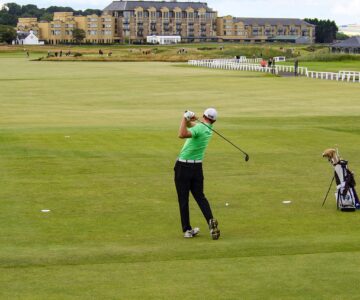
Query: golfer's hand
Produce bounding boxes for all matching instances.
[184,111,196,121]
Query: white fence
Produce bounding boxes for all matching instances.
[339,71,360,82]
[188,59,360,84]
[188,59,277,74]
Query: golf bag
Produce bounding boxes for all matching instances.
[334,160,359,212]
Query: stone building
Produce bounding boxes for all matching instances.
[103,0,218,43]
[217,16,315,43]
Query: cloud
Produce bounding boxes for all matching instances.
[331,0,360,17]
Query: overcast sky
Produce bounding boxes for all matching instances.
[1,0,359,25]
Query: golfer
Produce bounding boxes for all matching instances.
[174,108,220,240]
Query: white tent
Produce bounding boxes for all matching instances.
[147,35,181,45]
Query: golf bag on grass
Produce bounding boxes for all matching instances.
[334,160,359,212]
[322,149,360,212]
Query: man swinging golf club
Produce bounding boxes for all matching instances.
[174,108,220,240]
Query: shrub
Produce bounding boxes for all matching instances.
[197,47,216,51]
[73,52,82,57]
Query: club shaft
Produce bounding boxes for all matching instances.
[199,121,249,157]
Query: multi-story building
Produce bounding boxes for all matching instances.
[217,16,315,43]
[16,1,316,44]
[19,12,116,44]
[17,18,40,36]
[103,1,218,43]
[74,14,117,44]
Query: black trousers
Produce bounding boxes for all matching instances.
[174,161,214,232]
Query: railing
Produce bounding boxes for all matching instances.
[188,59,277,74]
[339,71,360,82]
[307,71,339,81]
[188,59,360,84]
[276,65,308,76]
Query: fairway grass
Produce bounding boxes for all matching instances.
[1,57,360,299]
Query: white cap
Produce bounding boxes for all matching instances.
[204,108,218,121]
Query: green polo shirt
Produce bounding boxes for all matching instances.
[179,123,213,161]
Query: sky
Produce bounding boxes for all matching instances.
[1,0,359,25]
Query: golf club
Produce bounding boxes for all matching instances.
[198,120,250,162]
[322,176,335,207]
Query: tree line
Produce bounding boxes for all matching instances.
[304,18,339,43]
[0,2,102,27]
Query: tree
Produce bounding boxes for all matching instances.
[305,18,338,43]
[336,32,349,40]
[0,24,16,43]
[0,3,103,27]
[73,28,85,44]
[82,9,102,16]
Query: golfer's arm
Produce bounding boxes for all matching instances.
[178,118,193,139]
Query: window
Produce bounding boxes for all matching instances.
[163,12,169,19]
[137,11,143,18]
[150,11,156,19]
[175,12,181,19]
[188,12,194,19]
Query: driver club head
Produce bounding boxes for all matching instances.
[245,155,250,162]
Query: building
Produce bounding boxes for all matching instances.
[18,12,116,44]
[147,35,181,45]
[331,37,360,54]
[217,16,315,43]
[12,30,45,45]
[103,1,218,43]
[16,1,317,44]
[17,18,40,37]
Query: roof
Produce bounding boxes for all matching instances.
[331,36,360,48]
[16,31,30,40]
[104,1,213,11]
[233,17,314,27]
[269,35,301,40]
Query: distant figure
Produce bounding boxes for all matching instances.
[260,59,267,68]
[99,49,103,55]
[55,52,58,57]
[268,58,273,68]
[272,57,276,74]
[59,50,63,57]
[26,51,29,58]
[294,59,299,76]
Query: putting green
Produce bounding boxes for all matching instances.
[1,57,360,299]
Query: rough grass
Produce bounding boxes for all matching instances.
[1,58,360,299]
